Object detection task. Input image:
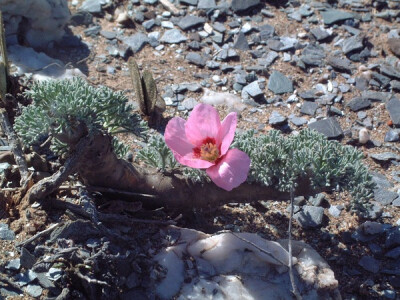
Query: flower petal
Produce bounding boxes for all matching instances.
[185,104,221,147]
[217,112,237,156]
[165,117,214,169]
[206,149,250,191]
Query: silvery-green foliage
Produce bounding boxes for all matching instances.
[232,129,375,212]
[136,135,177,171]
[14,77,147,157]
[183,168,210,184]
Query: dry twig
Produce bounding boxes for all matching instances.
[0,108,30,185]
[16,222,64,248]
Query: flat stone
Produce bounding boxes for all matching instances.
[160,29,187,44]
[385,130,400,142]
[5,259,21,271]
[346,97,371,111]
[294,206,324,228]
[15,270,37,286]
[328,205,343,218]
[185,52,206,67]
[231,0,260,13]
[179,0,198,5]
[358,256,380,273]
[374,188,399,206]
[197,0,215,10]
[100,30,116,40]
[342,34,364,54]
[380,64,400,80]
[268,111,287,125]
[393,197,400,207]
[242,81,263,98]
[362,91,391,102]
[25,285,42,298]
[233,32,249,51]
[386,227,400,249]
[388,38,400,57]
[177,15,205,31]
[258,24,275,40]
[372,72,391,88]
[290,116,308,126]
[387,97,400,127]
[69,11,93,26]
[268,71,293,94]
[385,246,400,259]
[321,9,354,25]
[370,152,400,162]
[300,43,326,67]
[258,51,279,68]
[301,101,318,116]
[311,27,330,41]
[80,0,102,14]
[326,56,353,73]
[299,90,317,100]
[46,268,63,281]
[36,272,56,289]
[308,117,343,139]
[181,98,198,110]
[122,33,149,53]
[0,225,15,241]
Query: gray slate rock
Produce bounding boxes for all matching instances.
[231,0,260,13]
[385,227,400,248]
[258,24,275,40]
[0,223,15,241]
[15,270,37,286]
[321,9,354,25]
[301,101,318,116]
[80,0,102,14]
[380,64,400,80]
[123,33,149,53]
[385,246,400,259]
[178,15,205,31]
[362,91,391,102]
[328,205,343,218]
[342,34,364,54]
[233,32,250,51]
[197,0,216,10]
[268,71,293,94]
[346,97,371,111]
[327,56,353,73]
[25,285,42,298]
[384,130,400,142]
[160,29,187,44]
[186,52,206,67]
[387,98,400,127]
[36,272,56,289]
[258,51,279,67]
[290,116,308,126]
[358,256,380,273]
[300,43,326,67]
[268,111,287,125]
[5,259,21,271]
[181,98,198,110]
[180,0,198,5]
[299,90,317,100]
[294,206,324,228]
[374,188,399,206]
[242,81,263,98]
[308,117,343,139]
[370,152,400,162]
[311,27,330,41]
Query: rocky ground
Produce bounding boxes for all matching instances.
[1,0,400,299]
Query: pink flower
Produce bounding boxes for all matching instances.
[165,103,250,191]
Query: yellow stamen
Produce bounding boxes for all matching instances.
[200,143,219,162]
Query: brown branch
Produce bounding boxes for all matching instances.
[24,134,93,203]
[0,108,29,185]
[16,222,64,248]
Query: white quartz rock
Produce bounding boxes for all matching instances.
[153,226,340,300]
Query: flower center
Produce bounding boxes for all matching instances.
[193,137,220,162]
[200,142,219,162]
